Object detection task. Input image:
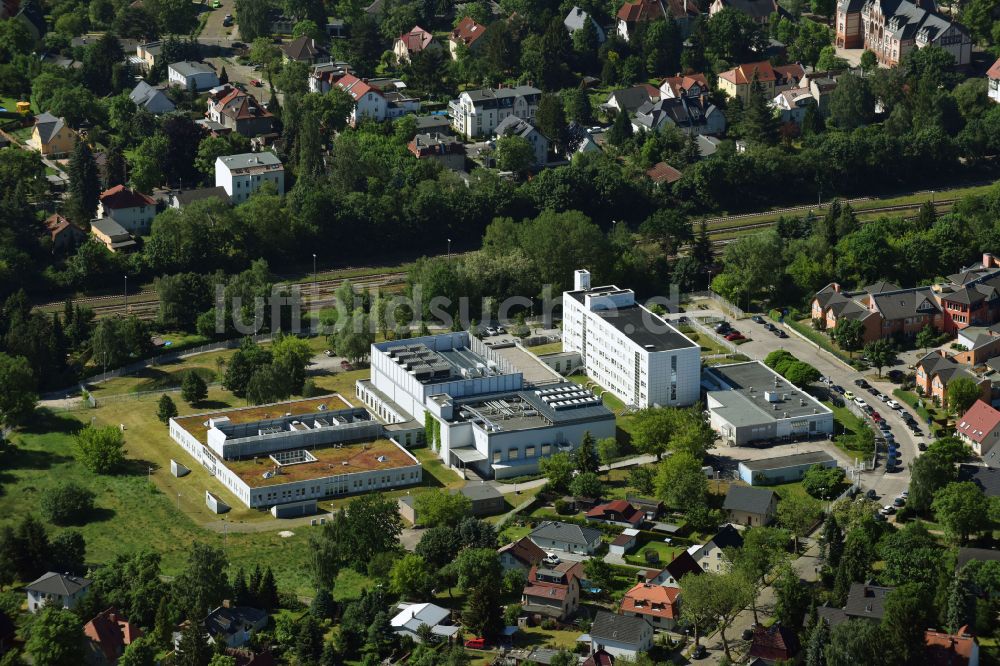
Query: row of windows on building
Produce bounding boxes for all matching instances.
[491,442,554,463]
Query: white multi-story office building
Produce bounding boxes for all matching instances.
[562,269,701,408]
[215,152,285,203]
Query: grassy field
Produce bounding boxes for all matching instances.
[525,341,563,355]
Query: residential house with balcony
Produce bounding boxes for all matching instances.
[326,74,420,125]
[521,561,584,621]
[620,583,680,630]
[810,282,887,343]
[632,96,726,135]
[659,73,710,100]
[449,86,541,138]
[205,85,274,137]
[98,184,157,234]
[26,572,91,612]
[836,0,970,66]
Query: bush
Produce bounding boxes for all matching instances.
[40,483,96,525]
[554,499,571,515]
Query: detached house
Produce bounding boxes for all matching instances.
[602,84,661,114]
[32,112,76,157]
[989,58,1000,104]
[408,132,465,171]
[617,0,699,42]
[499,536,546,572]
[957,400,1000,456]
[203,603,268,648]
[331,74,421,125]
[215,152,285,203]
[528,521,603,555]
[25,572,91,612]
[521,561,584,621]
[129,80,175,114]
[564,7,606,43]
[44,213,86,253]
[589,611,654,660]
[495,115,549,168]
[84,608,142,665]
[205,85,274,137]
[749,623,801,663]
[718,61,805,104]
[449,17,487,59]
[98,185,157,234]
[659,73,710,100]
[632,96,725,136]
[167,61,219,91]
[393,25,439,64]
[693,524,744,572]
[646,550,703,588]
[281,36,329,65]
[620,583,680,629]
[724,485,777,526]
[391,603,460,643]
[586,500,645,528]
[449,85,541,138]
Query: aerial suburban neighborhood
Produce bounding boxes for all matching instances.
[3,0,1000,664]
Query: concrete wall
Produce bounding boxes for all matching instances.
[739,458,837,485]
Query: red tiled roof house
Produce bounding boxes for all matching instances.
[586,500,645,528]
[84,608,142,664]
[98,184,157,234]
[521,561,583,621]
[620,582,680,629]
[449,17,487,59]
[956,400,1000,456]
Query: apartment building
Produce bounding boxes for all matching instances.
[562,269,701,408]
[448,85,541,138]
[835,0,970,66]
[717,61,805,104]
[215,152,284,203]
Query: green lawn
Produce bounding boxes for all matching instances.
[0,411,318,595]
[892,389,945,436]
[332,568,375,602]
[625,539,682,567]
[525,341,563,355]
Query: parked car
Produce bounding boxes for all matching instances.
[871,411,881,422]
[855,379,869,388]
[692,645,707,660]
[223,15,234,26]
[854,397,868,408]
[724,332,745,341]
[893,497,905,507]
[464,638,487,650]
[918,442,928,451]
[324,349,333,357]
[751,315,764,324]
[715,322,731,333]
[775,330,788,338]
[868,387,880,396]
[844,391,855,401]
[878,393,890,402]
[832,385,846,395]
[874,511,887,521]
[887,400,901,410]
[901,491,909,498]
[910,426,923,436]
[496,326,507,334]
[882,505,896,515]
[764,323,777,331]
[212,0,221,7]
[866,489,878,499]
[340,360,353,371]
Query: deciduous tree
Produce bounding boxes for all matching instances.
[75,425,127,474]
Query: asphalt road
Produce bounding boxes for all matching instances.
[701,311,920,505]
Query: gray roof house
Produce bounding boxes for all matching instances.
[632,97,726,136]
[203,604,267,648]
[589,611,654,660]
[693,524,745,572]
[817,583,892,627]
[25,572,92,613]
[167,61,219,91]
[391,602,460,642]
[958,464,1000,497]
[169,186,231,209]
[564,7,606,42]
[723,485,778,526]
[33,111,64,144]
[494,115,549,168]
[957,547,1000,570]
[529,521,603,555]
[129,80,176,114]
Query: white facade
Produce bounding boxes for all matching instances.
[358,332,616,479]
[990,61,1000,103]
[449,86,541,138]
[167,61,219,91]
[562,270,701,408]
[169,414,422,509]
[215,152,285,203]
[98,202,155,234]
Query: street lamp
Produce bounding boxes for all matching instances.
[312,253,317,310]
[123,275,128,313]
[447,238,452,260]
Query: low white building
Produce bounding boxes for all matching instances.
[215,152,285,203]
[562,269,701,409]
[449,85,542,138]
[772,88,816,125]
[704,361,834,446]
[98,184,157,233]
[25,572,91,613]
[391,603,460,643]
[167,61,219,91]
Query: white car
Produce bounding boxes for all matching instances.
[879,394,890,402]
[854,397,868,408]
[887,400,901,410]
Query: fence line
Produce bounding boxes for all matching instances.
[43,333,276,400]
[684,317,737,355]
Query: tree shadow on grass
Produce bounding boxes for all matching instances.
[120,456,161,478]
[2,446,74,472]
[196,400,232,410]
[20,409,84,436]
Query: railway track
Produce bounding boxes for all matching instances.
[44,271,411,321]
[706,199,957,247]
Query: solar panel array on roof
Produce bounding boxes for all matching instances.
[535,385,602,411]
